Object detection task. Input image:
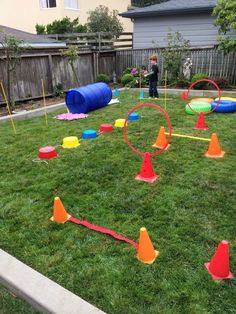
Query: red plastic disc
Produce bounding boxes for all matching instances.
[38,146,58,160]
[99,123,113,132]
[185,79,221,115]
[123,103,172,157]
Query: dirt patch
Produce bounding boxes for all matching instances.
[0,96,65,117]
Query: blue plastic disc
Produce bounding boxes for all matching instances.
[128,112,140,121]
[82,129,97,140]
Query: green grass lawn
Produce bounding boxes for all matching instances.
[0,91,235,314]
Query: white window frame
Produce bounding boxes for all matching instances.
[40,0,57,9]
[64,0,79,10]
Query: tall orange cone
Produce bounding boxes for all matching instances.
[137,227,159,264]
[204,240,234,280]
[153,126,170,150]
[50,196,71,223]
[205,133,225,158]
[135,152,158,183]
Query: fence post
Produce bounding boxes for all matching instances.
[98,32,101,52]
[93,52,97,81]
[48,54,55,94]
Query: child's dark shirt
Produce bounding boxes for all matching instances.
[149,64,159,82]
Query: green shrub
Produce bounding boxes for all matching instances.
[175,78,190,88]
[35,24,46,34]
[191,73,208,89]
[121,73,134,86]
[214,77,229,89]
[54,83,64,97]
[159,77,172,86]
[127,77,147,88]
[96,74,110,84]
[122,67,133,76]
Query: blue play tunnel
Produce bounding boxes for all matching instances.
[65,82,112,114]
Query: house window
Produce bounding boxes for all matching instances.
[40,0,57,8]
[64,0,79,10]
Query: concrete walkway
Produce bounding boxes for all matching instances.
[0,102,66,124]
[0,249,106,314]
[140,87,236,98]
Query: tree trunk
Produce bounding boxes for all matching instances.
[6,49,15,112]
[6,49,11,112]
[71,63,80,86]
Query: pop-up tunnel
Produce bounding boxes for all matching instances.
[65,82,112,114]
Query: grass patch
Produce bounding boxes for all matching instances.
[0,91,235,313]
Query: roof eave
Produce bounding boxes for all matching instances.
[119,7,214,18]
[0,43,67,49]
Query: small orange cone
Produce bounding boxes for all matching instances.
[137,227,159,264]
[135,152,158,183]
[153,126,170,150]
[50,197,71,223]
[204,240,234,280]
[205,133,225,158]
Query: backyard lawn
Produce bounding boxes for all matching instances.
[0,90,235,314]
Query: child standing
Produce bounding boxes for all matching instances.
[145,55,159,98]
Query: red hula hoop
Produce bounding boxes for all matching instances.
[185,79,221,115]
[123,103,172,157]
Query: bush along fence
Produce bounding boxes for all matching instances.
[0,47,235,104]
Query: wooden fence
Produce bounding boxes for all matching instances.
[0,51,96,103]
[45,32,133,51]
[0,47,235,104]
[116,48,236,84]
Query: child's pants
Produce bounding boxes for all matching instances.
[149,80,159,98]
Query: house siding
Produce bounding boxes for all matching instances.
[133,13,221,48]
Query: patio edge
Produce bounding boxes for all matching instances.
[0,102,66,123]
[0,249,106,314]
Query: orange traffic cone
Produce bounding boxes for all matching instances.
[50,196,71,223]
[153,126,170,150]
[204,240,234,280]
[135,152,158,183]
[194,112,208,130]
[137,227,159,264]
[205,133,225,158]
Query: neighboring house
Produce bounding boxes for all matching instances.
[0,25,66,50]
[119,0,230,49]
[0,0,132,34]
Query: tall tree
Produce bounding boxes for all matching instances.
[131,0,169,7]
[212,0,236,53]
[35,17,86,34]
[162,31,190,81]
[87,5,123,37]
[0,33,25,111]
[61,45,80,86]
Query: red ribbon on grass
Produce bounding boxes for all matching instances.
[69,217,138,250]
